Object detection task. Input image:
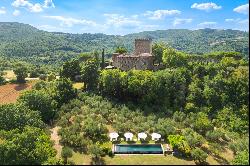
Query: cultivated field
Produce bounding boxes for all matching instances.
[0,81,37,104]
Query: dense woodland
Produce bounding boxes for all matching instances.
[0,22,249,165]
[0,22,249,70]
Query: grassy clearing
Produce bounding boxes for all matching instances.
[73,83,84,90]
[66,146,234,165]
[104,155,196,165]
[69,153,196,165]
[3,70,16,80]
[206,148,234,165]
[68,151,234,165]
[69,152,91,165]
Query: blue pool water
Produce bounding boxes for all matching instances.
[115,144,163,154]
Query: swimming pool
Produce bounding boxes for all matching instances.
[114,144,163,154]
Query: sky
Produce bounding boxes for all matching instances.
[0,0,249,35]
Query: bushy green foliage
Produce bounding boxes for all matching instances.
[162,47,188,68]
[115,47,127,54]
[173,111,186,123]
[0,126,56,165]
[13,63,28,83]
[187,112,213,135]
[168,135,185,148]
[155,119,176,137]
[191,147,208,164]
[42,157,64,165]
[29,66,46,78]
[89,144,104,159]
[51,78,77,108]
[232,150,249,165]
[0,70,5,85]
[82,118,108,142]
[99,68,188,108]
[0,104,44,130]
[182,128,205,148]
[60,59,81,81]
[39,74,48,81]
[208,142,223,156]
[61,146,73,164]
[59,126,89,152]
[33,81,48,90]
[152,42,168,64]
[78,52,94,62]
[100,145,113,157]
[168,135,191,156]
[81,58,100,90]
[48,73,56,82]
[229,137,249,155]
[205,129,224,143]
[17,90,56,123]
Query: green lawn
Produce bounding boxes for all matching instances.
[73,82,84,89]
[104,155,195,165]
[69,152,195,165]
[68,150,233,165]
[69,152,91,165]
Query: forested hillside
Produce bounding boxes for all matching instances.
[0,22,249,67]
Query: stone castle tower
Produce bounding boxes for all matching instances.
[134,38,152,55]
[110,38,154,71]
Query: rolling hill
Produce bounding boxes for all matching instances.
[0,22,249,67]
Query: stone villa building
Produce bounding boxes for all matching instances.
[110,39,154,71]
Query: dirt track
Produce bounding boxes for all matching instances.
[50,126,62,158]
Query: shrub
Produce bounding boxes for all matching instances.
[191,147,208,164]
[232,151,249,165]
[39,74,47,81]
[61,146,73,164]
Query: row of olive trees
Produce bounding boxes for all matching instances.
[57,92,249,165]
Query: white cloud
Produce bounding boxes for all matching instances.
[29,3,43,12]
[36,24,65,32]
[12,0,32,8]
[144,10,181,20]
[13,9,21,16]
[225,18,249,24]
[233,4,249,15]
[43,0,55,8]
[104,14,141,28]
[12,0,55,13]
[43,15,97,27]
[191,2,221,11]
[173,18,193,26]
[238,19,249,24]
[102,13,159,35]
[198,21,217,28]
[225,18,234,22]
[0,7,6,14]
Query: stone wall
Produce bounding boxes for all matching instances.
[114,55,154,71]
[134,39,152,55]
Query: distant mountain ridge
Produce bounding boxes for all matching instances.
[0,22,248,66]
